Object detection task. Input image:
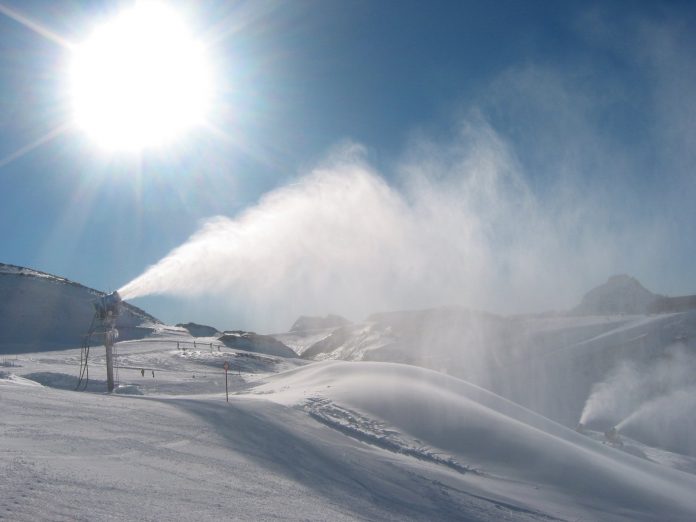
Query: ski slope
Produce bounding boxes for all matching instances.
[2,335,696,521]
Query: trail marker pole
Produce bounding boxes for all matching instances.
[223,361,229,402]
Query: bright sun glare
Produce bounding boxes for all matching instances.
[70,2,213,151]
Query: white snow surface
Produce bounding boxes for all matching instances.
[2,335,696,521]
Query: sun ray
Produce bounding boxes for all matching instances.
[200,0,279,49]
[0,3,74,49]
[0,122,72,170]
[201,120,286,173]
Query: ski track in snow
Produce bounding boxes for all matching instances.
[303,397,478,475]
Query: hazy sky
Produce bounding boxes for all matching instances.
[1,1,695,331]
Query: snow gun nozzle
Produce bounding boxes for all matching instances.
[94,291,122,319]
[604,426,622,445]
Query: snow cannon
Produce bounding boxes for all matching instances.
[575,422,586,434]
[94,291,122,320]
[604,426,622,446]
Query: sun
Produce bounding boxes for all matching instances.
[69,1,213,151]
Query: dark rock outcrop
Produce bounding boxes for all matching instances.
[176,322,219,337]
[219,330,297,358]
[290,314,352,332]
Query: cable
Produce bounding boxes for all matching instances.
[76,313,97,391]
[113,341,120,388]
[76,316,90,390]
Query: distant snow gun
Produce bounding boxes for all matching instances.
[76,291,122,392]
[604,426,622,446]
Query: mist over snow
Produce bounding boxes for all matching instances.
[120,116,666,331]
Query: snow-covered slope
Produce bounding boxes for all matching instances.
[2,341,696,521]
[279,304,696,456]
[0,263,159,353]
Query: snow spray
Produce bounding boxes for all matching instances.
[578,345,696,430]
[118,123,659,330]
[615,385,696,456]
[118,134,580,320]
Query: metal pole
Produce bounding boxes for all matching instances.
[105,330,115,393]
[223,360,229,402]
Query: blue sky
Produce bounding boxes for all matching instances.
[1,1,695,331]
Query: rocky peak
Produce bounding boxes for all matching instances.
[573,274,660,315]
